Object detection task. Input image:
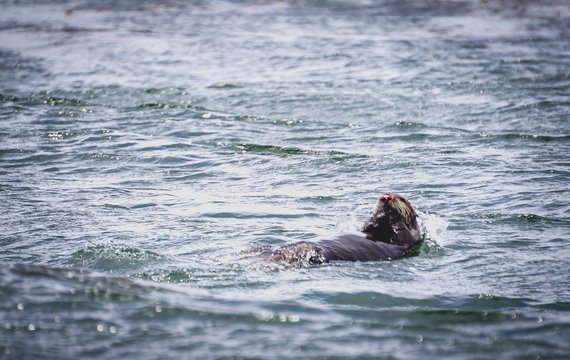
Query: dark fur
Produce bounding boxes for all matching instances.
[264,193,422,264]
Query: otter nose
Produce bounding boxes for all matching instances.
[381,193,393,202]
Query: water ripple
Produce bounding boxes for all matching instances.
[1,0,569,358]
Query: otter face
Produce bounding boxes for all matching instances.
[376,192,417,225]
[362,192,418,243]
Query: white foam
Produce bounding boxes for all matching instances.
[419,212,449,246]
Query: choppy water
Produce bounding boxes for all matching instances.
[1,0,569,359]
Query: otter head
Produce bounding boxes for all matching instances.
[361,192,418,244]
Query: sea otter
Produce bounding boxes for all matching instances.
[263,193,422,264]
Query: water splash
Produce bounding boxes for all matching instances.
[419,212,449,247]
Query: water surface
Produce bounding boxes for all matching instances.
[1,0,569,359]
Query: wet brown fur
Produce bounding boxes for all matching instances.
[361,192,420,246]
[261,192,422,264]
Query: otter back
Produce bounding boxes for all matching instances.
[265,234,413,265]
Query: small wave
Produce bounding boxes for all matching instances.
[207,83,244,89]
[70,242,165,272]
[1,93,20,102]
[480,133,570,143]
[473,212,569,226]
[391,120,428,128]
[132,102,207,111]
[135,267,195,283]
[515,213,544,223]
[199,210,318,220]
[236,143,315,155]
[24,93,89,107]
[313,291,536,312]
[235,143,366,159]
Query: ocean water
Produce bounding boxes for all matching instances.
[1,0,569,359]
